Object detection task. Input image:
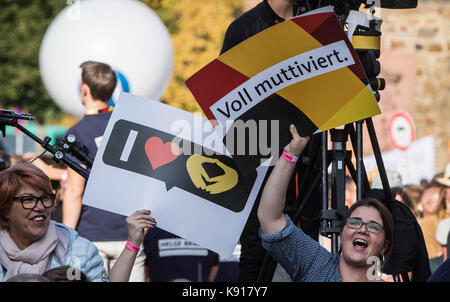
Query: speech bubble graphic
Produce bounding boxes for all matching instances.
[102,119,257,212]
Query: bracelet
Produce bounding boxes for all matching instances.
[281,151,298,163]
[125,241,140,254]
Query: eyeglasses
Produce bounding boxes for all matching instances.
[346,217,384,234]
[12,194,56,210]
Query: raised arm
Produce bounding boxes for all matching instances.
[108,210,156,282]
[257,125,310,235]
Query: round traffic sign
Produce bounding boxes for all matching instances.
[388,111,415,151]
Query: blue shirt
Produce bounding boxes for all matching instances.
[66,111,127,242]
[143,228,219,282]
[259,215,342,282]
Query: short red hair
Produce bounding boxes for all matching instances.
[0,162,53,226]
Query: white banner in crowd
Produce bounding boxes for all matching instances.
[82,93,269,256]
[364,135,435,185]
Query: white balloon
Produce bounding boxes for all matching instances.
[39,0,173,117]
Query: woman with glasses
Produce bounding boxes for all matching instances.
[0,162,156,282]
[257,125,394,282]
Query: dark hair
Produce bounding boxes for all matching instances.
[341,198,394,264]
[80,61,117,102]
[43,266,90,282]
[436,188,449,219]
[5,273,50,282]
[0,162,53,227]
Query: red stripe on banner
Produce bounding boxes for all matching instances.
[309,16,367,80]
[292,13,367,80]
[290,12,334,35]
[186,59,249,121]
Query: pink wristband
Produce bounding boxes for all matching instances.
[125,241,140,254]
[281,151,298,163]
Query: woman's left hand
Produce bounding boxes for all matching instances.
[125,210,156,246]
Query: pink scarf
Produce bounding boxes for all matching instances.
[0,222,58,280]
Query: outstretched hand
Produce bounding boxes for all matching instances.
[283,124,310,157]
[125,210,156,246]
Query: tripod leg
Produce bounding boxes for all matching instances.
[365,118,395,210]
[356,121,364,202]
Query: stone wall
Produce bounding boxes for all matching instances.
[378,0,449,172]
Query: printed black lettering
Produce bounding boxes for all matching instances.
[332,49,345,63]
[231,100,242,111]
[216,101,231,118]
[279,68,292,81]
[243,87,253,103]
[287,65,300,78]
[327,53,334,65]
[294,61,304,75]
[270,74,284,86]
[309,56,319,71]
[317,56,328,68]
[254,80,273,96]
[300,61,312,73]
[237,90,247,105]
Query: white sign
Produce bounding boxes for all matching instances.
[83,93,269,256]
[364,136,435,185]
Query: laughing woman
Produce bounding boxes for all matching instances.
[257,125,394,282]
[0,162,156,282]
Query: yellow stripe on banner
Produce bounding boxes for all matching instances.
[219,20,323,77]
[351,35,380,51]
[318,87,380,131]
[277,67,366,127]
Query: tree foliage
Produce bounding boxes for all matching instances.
[143,0,244,113]
[0,0,244,123]
[0,0,66,123]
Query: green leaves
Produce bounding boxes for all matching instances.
[0,0,65,123]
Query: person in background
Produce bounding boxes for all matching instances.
[143,227,219,282]
[62,61,148,281]
[371,171,421,219]
[420,185,441,218]
[435,218,450,262]
[402,184,423,220]
[371,170,404,201]
[0,162,156,282]
[419,164,450,273]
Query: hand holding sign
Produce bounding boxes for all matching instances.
[125,209,157,246]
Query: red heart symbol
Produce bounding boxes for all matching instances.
[145,136,180,170]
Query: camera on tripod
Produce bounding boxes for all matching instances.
[292,0,418,102]
[59,134,94,169]
[0,109,92,179]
